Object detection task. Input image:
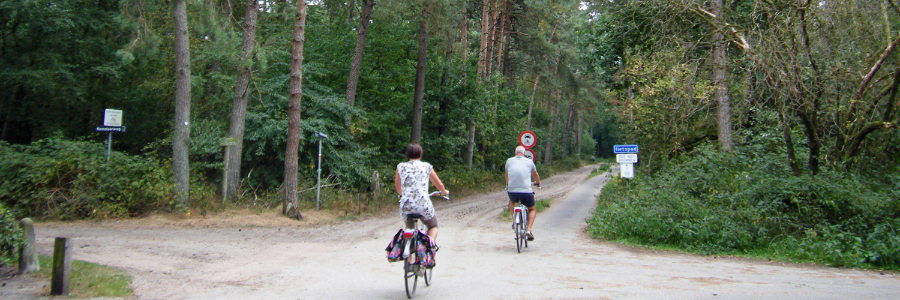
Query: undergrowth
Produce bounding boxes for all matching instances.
[587,141,900,270]
[0,203,21,266]
[1,138,588,222]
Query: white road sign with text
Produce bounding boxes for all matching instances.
[616,154,638,164]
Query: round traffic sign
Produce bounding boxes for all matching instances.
[519,131,537,148]
[523,148,536,162]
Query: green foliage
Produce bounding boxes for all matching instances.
[588,137,900,268]
[0,138,174,219]
[1,0,604,218]
[439,167,505,194]
[0,203,22,266]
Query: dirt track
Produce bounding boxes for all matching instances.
[6,164,900,299]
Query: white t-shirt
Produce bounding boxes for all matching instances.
[505,156,536,193]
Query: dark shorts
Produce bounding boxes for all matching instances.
[507,192,535,208]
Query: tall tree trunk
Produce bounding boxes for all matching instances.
[1,84,21,141]
[560,105,572,157]
[345,0,375,113]
[525,25,557,130]
[501,17,513,89]
[543,104,556,165]
[486,0,501,78]
[477,0,490,80]
[576,111,582,159]
[224,0,259,203]
[526,74,539,130]
[410,0,429,143]
[779,108,801,176]
[797,109,821,175]
[173,0,192,206]
[466,119,476,167]
[461,4,468,84]
[284,0,308,220]
[494,0,508,77]
[710,0,733,152]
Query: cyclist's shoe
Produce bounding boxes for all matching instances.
[525,231,535,241]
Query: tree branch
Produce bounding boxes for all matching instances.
[853,35,900,101]
[694,5,752,53]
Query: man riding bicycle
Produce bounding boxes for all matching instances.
[505,146,541,241]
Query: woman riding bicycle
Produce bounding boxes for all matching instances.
[394,143,449,241]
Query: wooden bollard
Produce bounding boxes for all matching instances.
[18,218,39,274]
[51,237,72,296]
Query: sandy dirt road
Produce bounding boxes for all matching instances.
[15,164,900,299]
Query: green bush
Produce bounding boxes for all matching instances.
[588,141,900,268]
[0,203,22,266]
[0,138,174,219]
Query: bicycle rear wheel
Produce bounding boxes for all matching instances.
[514,211,524,253]
[404,240,418,298]
[404,258,418,298]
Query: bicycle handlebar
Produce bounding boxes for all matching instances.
[428,191,450,201]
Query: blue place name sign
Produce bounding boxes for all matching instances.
[613,144,638,154]
[96,126,126,133]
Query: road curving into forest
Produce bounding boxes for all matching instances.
[19,164,900,299]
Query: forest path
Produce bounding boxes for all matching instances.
[23,164,900,299]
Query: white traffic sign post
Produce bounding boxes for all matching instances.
[314,131,328,210]
[103,109,123,127]
[96,109,125,162]
[620,162,634,178]
[519,131,537,148]
[614,145,638,179]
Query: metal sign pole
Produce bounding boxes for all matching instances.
[106,132,112,163]
[315,138,323,211]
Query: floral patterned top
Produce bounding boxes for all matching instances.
[397,160,435,220]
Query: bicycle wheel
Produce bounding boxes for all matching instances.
[523,209,529,249]
[423,265,433,286]
[404,240,418,298]
[514,211,523,253]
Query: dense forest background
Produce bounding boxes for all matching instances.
[2,0,900,268]
[1,0,605,210]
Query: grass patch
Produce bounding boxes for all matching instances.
[33,255,133,298]
[500,198,553,221]
[588,164,612,178]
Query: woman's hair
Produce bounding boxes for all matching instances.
[406,143,423,159]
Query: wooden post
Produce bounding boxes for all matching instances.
[18,218,39,274]
[51,237,72,296]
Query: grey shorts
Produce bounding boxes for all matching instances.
[405,214,438,229]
